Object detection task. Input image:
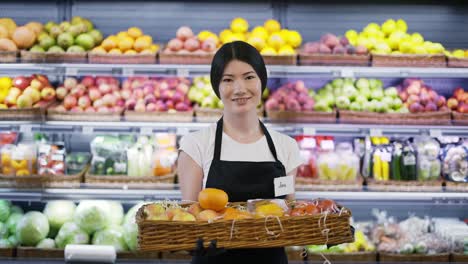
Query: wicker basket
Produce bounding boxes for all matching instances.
[378,252,450,263]
[20,50,47,62]
[88,53,156,64]
[47,108,123,122]
[85,172,176,188]
[267,110,337,123]
[451,252,468,263]
[2,175,46,188]
[159,51,214,64]
[45,52,87,63]
[124,110,194,122]
[16,247,63,259]
[296,178,363,192]
[194,105,264,122]
[42,166,87,188]
[306,251,377,263]
[447,57,468,68]
[366,179,443,192]
[117,251,161,259]
[299,53,370,66]
[372,54,447,68]
[0,106,47,121]
[0,51,18,63]
[452,111,468,126]
[136,202,353,252]
[445,181,468,192]
[339,110,451,125]
[262,55,297,65]
[0,248,15,258]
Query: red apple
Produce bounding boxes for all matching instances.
[146,103,157,112]
[70,106,83,113]
[64,77,78,90]
[93,98,104,108]
[167,38,184,52]
[457,103,468,113]
[56,87,68,100]
[116,99,125,107]
[134,88,144,99]
[89,89,102,102]
[41,87,56,101]
[30,79,44,90]
[13,76,31,90]
[125,98,137,110]
[102,94,116,106]
[121,89,132,100]
[135,102,146,112]
[64,95,77,110]
[166,100,174,109]
[97,106,110,113]
[447,98,459,110]
[201,39,216,52]
[78,95,91,108]
[70,87,85,98]
[81,76,95,87]
[96,76,108,86]
[54,105,67,112]
[84,106,96,113]
[122,79,131,90]
[184,38,200,52]
[453,87,465,100]
[99,83,111,94]
[176,26,194,41]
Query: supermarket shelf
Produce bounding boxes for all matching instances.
[2,63,468,78]
[1,120,467,137]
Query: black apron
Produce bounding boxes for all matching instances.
[192,117,289,264]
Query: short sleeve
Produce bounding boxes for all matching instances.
[284,136,303,174]
[178,133,203,168]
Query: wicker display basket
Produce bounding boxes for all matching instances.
[445,181,468,192]
[0,105,48,121]
[447,57,468,68]
[0,51,18,63]
[47,108,123,122]
[451,252,468,263]
[124,110,194,122]
[306,251,377,263]
[262,55,297,65]
[117,251,161,259]
[159,51,214,64]
[339,110,451,125]
[20,50,47,63]
[378,252,450,263]
[0,248,15,258]
[299,53,370,66]
[0,175,45,188]
[45,52,87,63]
[136,202,353,252]
[42,166,88,188]
[16,247,63,259]
[296,178,363,192]
[88,53,156,64]
[85,172,176,188]
[366,179,443,192]
[372,54,447,68]
[194,105,264,122]
[267,110,337,123]
[452,111,468,126]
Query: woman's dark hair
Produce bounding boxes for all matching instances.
[210,41,267,98]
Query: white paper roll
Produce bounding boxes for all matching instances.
[65,244,116,263]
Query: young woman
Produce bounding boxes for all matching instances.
[178,41,302,263]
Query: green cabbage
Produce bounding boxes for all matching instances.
[16,211,49,246]
[10,205,23,215]
[92,225,128,252]
[0,200,11,222]
[123,222,138,252]
[7,235,18,247]
[55,222,89,249]
[74,200,111,234]
[0,238,12,248]
[0,222,8,238]
[43,200,76,230]
[108,201,124,226]
[36,238,56,249]
[6,213,23,235]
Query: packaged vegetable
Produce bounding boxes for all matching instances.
[441,142,468,182]
[1,143,36,176]
[90,136,134,175]
[66,152,91,175]
[295,136,318,179]
[38,142,66,176]
[414,137,441,181]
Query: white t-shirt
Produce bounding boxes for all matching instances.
[179,123,303,188]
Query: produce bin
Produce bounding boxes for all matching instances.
[372,54,447,67]
[299,53,370,66]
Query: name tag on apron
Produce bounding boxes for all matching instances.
[274,175,294,197]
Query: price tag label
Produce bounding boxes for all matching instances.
[122,68,134,76]
[274,175,294,197]
[429,129,442,138]
[20,125,32,134]
[176,127,189,136]
[370,128,383,137]
[301,138,316,149]
[380,152,392,162]
[176,68,189,77]
[82,126,93,135]
[65,68,78,76]
[341,69,354,78]
[303,127,316,136]
[320,140,335,150]
[140,127,153,135]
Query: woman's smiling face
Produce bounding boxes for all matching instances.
[218,60,262,115]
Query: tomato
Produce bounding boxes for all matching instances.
[317,199,337,213]
[305,204,320,215]
[290,207,306,217]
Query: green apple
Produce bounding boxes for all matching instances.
[335,96,350,110]
[355,95,368,105]
[355,78,370,91]
[349,102,362,112]
[369,79,383,90]
[384,87,398,98]
[331,78,344,89]
[362,101,375,112]
[371,90,384,101]
[382,96,394,108]
[75,33,95,51]
[392,98,403,110]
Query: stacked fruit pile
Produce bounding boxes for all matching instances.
[345,19,445,55]
[302,33,368,55]
[398,78,447,113]
[53,76,122,113]
[122,77,192,113]
[164,26,218,54]
[0,18,41,52]
[265,81,315,112]
[91,27,158,55]
[29,16,102,53]
[446,49,468,59]
[447,87,468,113]
[0,75,55,109]
[216,18,302,56]
[188,76,223,109]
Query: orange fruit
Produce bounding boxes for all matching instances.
[139,35,153,44]
[124,49,137,55]
[101,38,117,51]
[127,27,143,39]
[133,37,150,52]
[139,49,154,55]
[91,46,107,54]
[198,188,228,211]
[108,48,122,55]
[118,36,134,52]
[222,207,252,220]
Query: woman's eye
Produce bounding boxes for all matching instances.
[246,75,255,80]
[222,78,232,82]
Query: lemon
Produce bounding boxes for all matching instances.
[396,19,408,33]
[412,46,426,55]
[345,30,358,42]
[411,33,424,44]
[91,46,107,54]
[101,38,117,51]
[205,33,220,45]
[198,30,213,41]
[118,36,134,52]
[247,36,266,51]
[0,76,13,91]
[381,19,396,36]
[117,31,130,40]
[264,19,281,33]
[225,33,245,43]
[124,49,138,55]
[267,33,285,51]
[251,26,268,40]
[133,37,150,52]
[230,17,249,33]
[398,41,413,54]
[278,45,295,55]
[286,30,302,48]
[150,44,159,53]
[127,27,143,39]
[260,46,277,56]
[109,48,122,55]
[219,29,233,43]
[279,29,289,42]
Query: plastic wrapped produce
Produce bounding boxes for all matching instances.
[1,143,36,176]
[295,136,318,179]
[38,142,66,176]
[441,142,468,182]
[90,136,134,175]
[414,137,441,181]
[66,152,91,175]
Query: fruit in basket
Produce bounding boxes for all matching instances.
[399,78,447,113]
[255,202,285,218]
[0,38,17,52]
[187,203,203,217]
[164,26,215,54]
[94,27,158,55]
[222,207,252,220]
[302,33,367,55]
[172,211,196,222]
[196,209,219,222]
[265,81,316,112]
[198,188,228,211]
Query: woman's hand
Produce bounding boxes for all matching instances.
[178,151,204,202]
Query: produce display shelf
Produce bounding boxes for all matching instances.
[1,121,467,137]
[0,188,466,204]
[3,63,468,78]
